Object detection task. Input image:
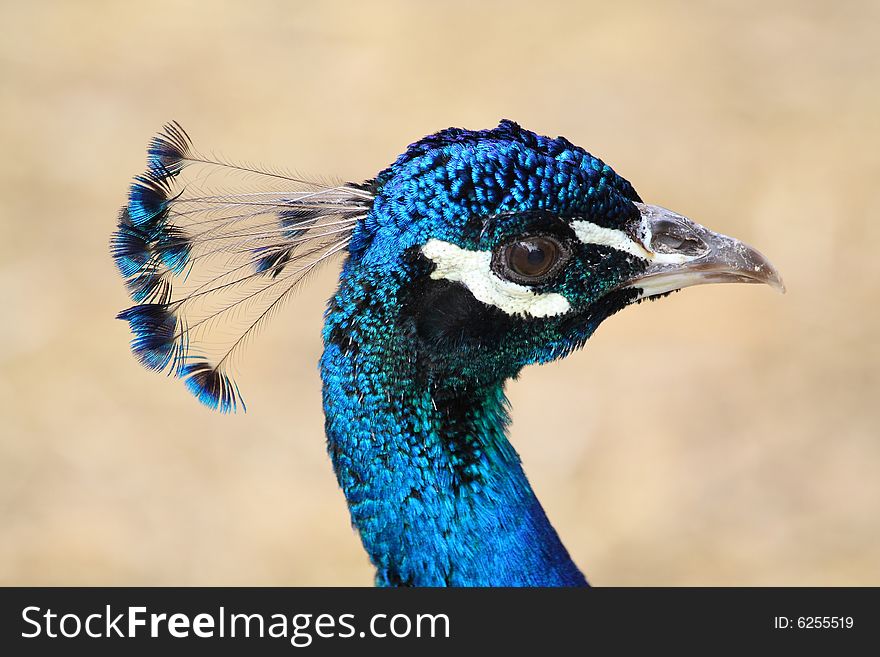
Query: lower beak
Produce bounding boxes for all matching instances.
[621,203,785,298]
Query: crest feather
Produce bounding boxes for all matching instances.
[112,122,371,411]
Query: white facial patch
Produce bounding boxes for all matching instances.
[571,218,695,266]
[571,221,650,260]
[421,239,571,318]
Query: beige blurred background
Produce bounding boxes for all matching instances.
[1,0,878,586]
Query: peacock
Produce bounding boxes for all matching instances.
[111,120,783,586]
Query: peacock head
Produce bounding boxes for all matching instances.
[341,120,783,386]
[113,120,783,410]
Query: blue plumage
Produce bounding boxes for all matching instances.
[319,121,642,585]
[146,121,192,176]
[116,304,178,372]
[112,120,782,585]
[180,362,245,414]
[322,267,589,586]
[126,174,174,227]
[110,212,153,278]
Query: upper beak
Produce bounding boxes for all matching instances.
[621,203,785,298]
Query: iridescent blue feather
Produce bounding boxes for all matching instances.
[127,174,174,227]
[147,120,192,176]
[116,304,178,372]
[180,362,246,414]
[110,211,152,278]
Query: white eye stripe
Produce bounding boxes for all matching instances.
[572,219,695,265]
[421,239,571,318]
[571,220,649,259]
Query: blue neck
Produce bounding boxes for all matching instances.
[320,274,587,587]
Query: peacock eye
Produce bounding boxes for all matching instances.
[493,235,570,285]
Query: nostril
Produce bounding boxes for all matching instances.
[653,233,685,252]
[651,224,707,256]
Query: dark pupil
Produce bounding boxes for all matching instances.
[510,239,557,278]
[527,247,546,265]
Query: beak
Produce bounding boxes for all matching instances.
[621,203,785,298]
